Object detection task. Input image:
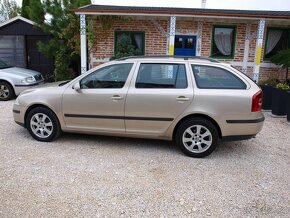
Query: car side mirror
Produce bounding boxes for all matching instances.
[72,82,81,92]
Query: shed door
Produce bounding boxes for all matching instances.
[26,36,54,79]
[174,35,196,56]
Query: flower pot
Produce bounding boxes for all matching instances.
[261,85,273,110]
[287,92,290,122]
[271,88,288,116]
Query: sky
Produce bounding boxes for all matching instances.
[15,0,290,11]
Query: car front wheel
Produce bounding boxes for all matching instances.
[175,118,218,158]
[0,81,14,101]
[26,107,61,142]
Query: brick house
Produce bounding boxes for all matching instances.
[73,4,290,82]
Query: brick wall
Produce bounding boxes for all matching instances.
[90,17,289,81]
[92,18,168,66]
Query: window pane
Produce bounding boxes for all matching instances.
[191,65,246,89]
[265,29,290,59]
[115,31,144,56]
[175,37,183,48]
[212,27,235,58]
[80,63,133,89]
[185,38,194,49]
[136,63,187,89]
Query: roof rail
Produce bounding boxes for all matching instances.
[115,55,219,63]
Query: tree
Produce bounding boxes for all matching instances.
[271,49,290,82]
[0,0,19,22]
[21,0,30,19]
[21,0,45,24]
[29,0,91,81]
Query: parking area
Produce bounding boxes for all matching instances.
[0,100,289,217]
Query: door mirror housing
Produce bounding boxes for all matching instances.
[72,82,81,92]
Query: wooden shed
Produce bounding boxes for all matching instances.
[0,16,54,79]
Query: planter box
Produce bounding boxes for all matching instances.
[287,92,290,122]
[271,88,288,116]
[261,85,273,110]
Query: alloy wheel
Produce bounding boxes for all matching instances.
[182,125,212,153]
[30,113,54,138]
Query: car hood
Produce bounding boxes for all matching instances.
[0,67,41,77]
[20,81,69,95]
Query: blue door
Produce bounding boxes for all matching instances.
[174,35,196,56]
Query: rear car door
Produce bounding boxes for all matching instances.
[125,61,193,135]
[62,62,135,132]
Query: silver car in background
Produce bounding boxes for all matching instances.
[13,56,264,158]
[0,59,44,101]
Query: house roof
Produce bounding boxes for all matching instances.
[0,16,36,28]
[73,4,290,20]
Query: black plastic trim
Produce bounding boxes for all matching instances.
[222,134,256,141]
[15,121,25,127]
[226,116,265,124]
[64,114,173,121]
[13,109,20,114]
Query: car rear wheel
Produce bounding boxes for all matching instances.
[0,81,14,101]
[26,107,61,142]
[175,118,218,158]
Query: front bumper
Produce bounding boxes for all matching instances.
[13,103,26,127]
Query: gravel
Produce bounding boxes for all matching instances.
[0,100,289,217]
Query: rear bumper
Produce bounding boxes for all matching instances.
[222,114,265,137]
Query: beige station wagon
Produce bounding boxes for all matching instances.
[13,56,264,158]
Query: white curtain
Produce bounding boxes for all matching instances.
[214,28,233,56]
[134,34,142,50]
[266,30,283,54]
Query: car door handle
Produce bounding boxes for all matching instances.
[176,96,189,101]
[111,95,124,100]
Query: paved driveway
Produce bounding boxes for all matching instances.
[0,100,289,217]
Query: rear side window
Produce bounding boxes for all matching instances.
[136,63,187,88]
[191,65,246,89]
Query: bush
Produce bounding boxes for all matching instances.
[115,34,141,59]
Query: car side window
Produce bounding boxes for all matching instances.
[191,65,246,89]
[80,63,133,89]
[136,63,187,88]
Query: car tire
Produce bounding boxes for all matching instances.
[175,118,218,158]
[26,107,61,142]
[0,81,15,101]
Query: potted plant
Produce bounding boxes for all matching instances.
[258,77,279,110]
[271,83,290,116]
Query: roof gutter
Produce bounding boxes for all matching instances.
[73,9,290,20]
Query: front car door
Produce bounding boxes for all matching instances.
[62,62,135,133]
[125,61,194,135]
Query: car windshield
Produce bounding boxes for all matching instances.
[0,60,12,69]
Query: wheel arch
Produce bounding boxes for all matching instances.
[24,104,60,128]
[0,79,15,94]
[173,113,222,140]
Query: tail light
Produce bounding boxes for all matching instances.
[251,90,263,112]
